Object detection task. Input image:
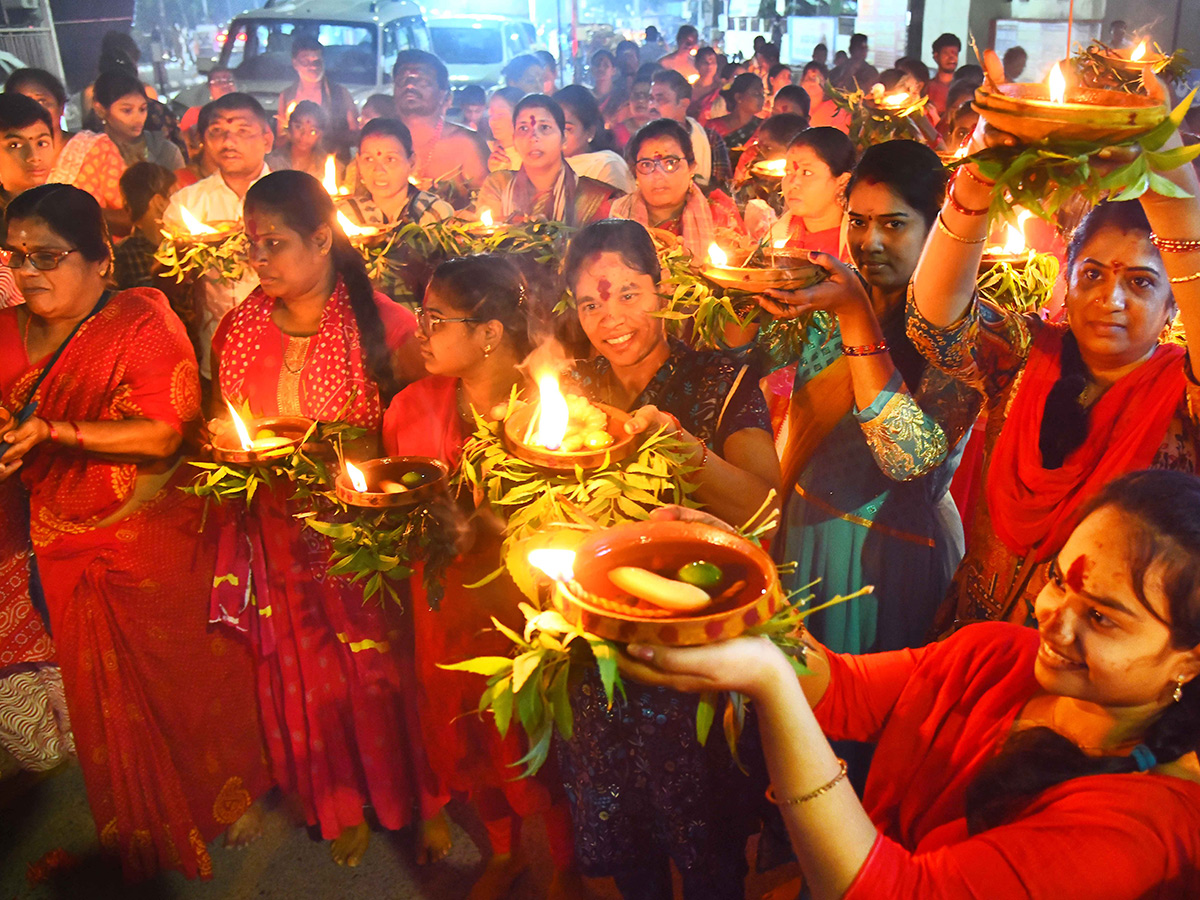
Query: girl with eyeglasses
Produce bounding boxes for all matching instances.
[266,99,333,182]
[476,94,617,228]
[209,171,431,869]
[381,255,584,898]
[610,118,744,261]
[0,183,270,879]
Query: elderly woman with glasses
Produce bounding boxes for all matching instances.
[610,117,744,261]
[0,184,270,880]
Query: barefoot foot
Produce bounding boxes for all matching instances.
[416,809,453,865]
[224,800,266,849]
[331,821,370,867]
[466,852,528,900]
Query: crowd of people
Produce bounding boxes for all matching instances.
[1,20,1200,900]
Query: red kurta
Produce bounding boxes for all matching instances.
[383,376,554,815]
[0,289,269,881]
[212,283,440,834]
[816,622,1200,898]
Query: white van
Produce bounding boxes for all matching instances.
[212,0,433,115]
[427,14,537,88]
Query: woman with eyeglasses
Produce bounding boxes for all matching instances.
[556,219,781,900]
[477,94,617,228]
[610,118,744,261]
[0,184,270,879]
[381,255,584,898]
[210,171,430,868]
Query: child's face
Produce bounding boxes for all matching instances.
[462,103,485,128]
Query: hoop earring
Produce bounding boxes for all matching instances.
[1174,675,1186,704]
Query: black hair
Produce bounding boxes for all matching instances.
[846,139,946,229]
[953,65,984,87]
[966,469,1200,834]
[945,79,979,114]
[933,32,962,52]
[626,117,694,166]
[644,26,661,41]
[394,49,450,91]
[512,93,565,134]
[427,254,531,357]
[119,161,174,221]
[632,66,657,87]
[769,63,791,81]
[197,92,270,134]
[789,125,855,175]
[504,53,546,86]
[591,48,615,68]
[695,46,717,64]
[98,31,139,76]
[1039,202,1167,468]
[244,171,399,402]
[849,33,868,50]
[563,218,661,289]
[0,92,52,134]
[92,70,145,108]
[555,84,608,151]
[1003,46,1028,63]
[814,42,828,55]
[535,50,557,73]
[802,61,828,78]
[359,116,414,157]
[489,85,524,109]
[615,40,639,57]
[5,68,67,109]
[458,84,486,106]
[675,25,698,45]
[291,35,324,58]
[771,85,811,119]
[288,99,328,131]
[895,56,930,85]
[6,183,111,264]
[361,93,395,119]
[723,72,764,111]
[207,66,235,83]
[652,68,692,102]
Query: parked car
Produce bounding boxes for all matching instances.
[427,14,537,88]
[210,0,432,117]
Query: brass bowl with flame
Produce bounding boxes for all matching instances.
[973,83,1167,143]
[173,219,241,245]
[750,158,787,179]
[211,416,315,465]
[335,456,449,508]
[552,520,784,646]
[502,402,637,471]
[701,259,826,293]
[1096,45,1171,74]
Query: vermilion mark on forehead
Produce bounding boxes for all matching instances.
[1066,554,1090,593]
[524,114,538,127]
[598,277,611,301]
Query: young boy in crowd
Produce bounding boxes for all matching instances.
[113,161,174,290]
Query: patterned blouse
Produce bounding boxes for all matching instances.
[907,293,1200,626]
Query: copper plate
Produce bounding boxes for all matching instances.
[554,520,784,646]
[335,456,449,508]
[502,401,637,471]
[973,83,1167,143]
[212,415,315,466]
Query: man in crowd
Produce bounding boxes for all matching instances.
[277,37,357,154]
[642,26,667,64]
[829,33,878,90]
[162,93,273,383]
[615,39,640,81]
[179,66,236,134]
[1003,46,1028,82]
[660,25,700,79]
[393,49,488,208]
[649,68,731,195]
[926,33,961,116]
[812,42,828,67]
[502,53,548,95]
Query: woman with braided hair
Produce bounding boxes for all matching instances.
[209,170,431,867]
[623,469,1200,899]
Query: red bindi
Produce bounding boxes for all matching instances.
[1065,554,1090,593]
[598,277,611,301]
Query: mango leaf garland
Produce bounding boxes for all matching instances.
[1073,42,1191,93]
[155,230,250,284]
[977,253,1060,315]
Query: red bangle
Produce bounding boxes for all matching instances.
[46,419,58,442]
[842,339,890,357]
[71,421,83,449]
[665,412,682,434]
[959,164,996,188]
[947,183,988,217]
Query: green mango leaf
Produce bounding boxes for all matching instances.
[1147,171,1195,199]
[511,650,542,693]
[493,675,514,737]
[1145,143,1200,171]
[439,656,514,676]
[695,691,717,745]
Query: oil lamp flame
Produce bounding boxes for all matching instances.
[284,100,298,126]
[322,155,346,195]
[1048,63,1067,105]
[528,548,576,582]
[344,460,369,492]
[759,158,787,176]
[533,373,570,451]
[708,243,729,267]
[881,91,909,107]
[336,210,371,237]
[480,208,494,227]
[1003,211,1033,255]
[180,206,218,235]
[1131,40,1147,62]
[687,73,699,84]
[225,400,254,451]
[773,238,788,249]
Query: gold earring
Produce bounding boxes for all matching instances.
[1174,676,1186,703]
[483,344,492,358]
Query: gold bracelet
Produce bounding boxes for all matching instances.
[1169,270,1200,284]
[1150,233,1200,253]
[766,758,849,806]
[936,212,987,245]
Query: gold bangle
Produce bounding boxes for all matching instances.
[1150,233,1200,253]
[766,758,849,806]
[936,212,987,245]
[959,164,996,187]
[1169,270,1200,284]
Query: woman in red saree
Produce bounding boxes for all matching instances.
[381,255,581,899]
[476,94,617,227]
[908,93,1200,631]
[210,170,433,867]
[0,184,269,880]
